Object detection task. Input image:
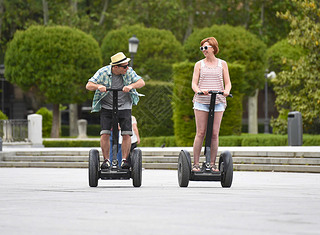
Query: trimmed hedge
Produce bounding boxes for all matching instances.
[42,134,320,147]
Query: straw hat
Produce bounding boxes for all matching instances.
[110,52,131,66]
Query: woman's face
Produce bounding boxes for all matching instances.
[201,42,214,57]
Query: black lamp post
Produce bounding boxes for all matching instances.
[264,70,276,134]
[128,35,139,68]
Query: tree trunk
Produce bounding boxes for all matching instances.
[248,89,259,134]
[70,0,78,13]
[99,0,110,26]
[69,103,78,137]
[183,0,194,43]
[50,104,60,138]
[42,0,49,25]
[0,0,4,40]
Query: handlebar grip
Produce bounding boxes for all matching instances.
[197,91,233,97]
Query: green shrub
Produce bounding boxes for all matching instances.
[172,61,196,147]
[0,111,8,120]
[266,39,306,74]
[303,135,320,146]
[240,134,287,146]
[36,107,52,138]
[101,24,185,82]
[139,136,176,147]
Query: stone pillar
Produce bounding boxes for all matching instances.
[77,119,88,139]
[28,114,43,147]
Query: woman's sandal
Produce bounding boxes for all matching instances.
[192,164,201,172]
[210,164,219,172]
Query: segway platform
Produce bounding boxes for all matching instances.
[100,168,131,180]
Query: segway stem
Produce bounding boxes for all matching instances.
[197,91,232,164]
[107,88,124,167]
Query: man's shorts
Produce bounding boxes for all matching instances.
[100,108,132,136]
[193,101,225,112]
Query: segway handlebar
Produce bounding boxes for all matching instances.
[197,90,233,98]
[106,87,124,92]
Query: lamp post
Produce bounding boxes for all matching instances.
[264,70,276,134]
[128,35,139,68]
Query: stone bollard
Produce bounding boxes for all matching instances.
[77,119,88,139]
[28,114,44,147]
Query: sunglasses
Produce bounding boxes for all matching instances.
[200,45,213,51]
[117,64,129,69]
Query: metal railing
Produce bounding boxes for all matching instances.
[0,119,29,142]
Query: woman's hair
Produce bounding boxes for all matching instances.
[200,37,219,55]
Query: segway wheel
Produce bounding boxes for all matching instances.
[178,150,191,187]
[219,150,233,188]
[131,148,142,187]
[89,149,100,187]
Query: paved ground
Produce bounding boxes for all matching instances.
[0,168,319,235]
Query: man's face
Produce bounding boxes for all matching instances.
[115,63,129,75]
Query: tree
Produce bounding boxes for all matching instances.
[271,0,320,134]
[4,25,102,137]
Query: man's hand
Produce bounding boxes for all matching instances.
[123,85,133,92]
[97,85,106,92]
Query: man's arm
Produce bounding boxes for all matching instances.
[86,81,107,92]
[123,78,145,92]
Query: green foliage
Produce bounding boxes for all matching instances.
[43,140,100,148]
[111,0,187,42]
[172,61,196,146]
[220,63,245,136]
[36,107,52,138]
[139,136,176,147]
[132,80,174,137]
[101,24,185,82]
[272,0,320,134]
[5,25,102,104]
[266,39,306,74]
[184,24,267,95]
[172,61,245,146]
[0,111,8,120]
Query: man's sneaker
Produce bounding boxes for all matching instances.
[101,159,111,170]
[121,159,130,169]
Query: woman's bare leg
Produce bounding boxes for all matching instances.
[193,109,208,166]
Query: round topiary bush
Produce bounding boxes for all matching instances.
[101,24,185,82]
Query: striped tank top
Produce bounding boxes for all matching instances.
[193,59,226,106]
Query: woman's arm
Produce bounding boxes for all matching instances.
[222,61,232,96]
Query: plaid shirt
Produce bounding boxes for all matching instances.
[88,65,143,112]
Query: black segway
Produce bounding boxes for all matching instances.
[89,88,142,187]
[178,91,233,188]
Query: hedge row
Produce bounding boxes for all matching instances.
[43,134,320,147]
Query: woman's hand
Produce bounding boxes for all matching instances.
[223,90,230,97]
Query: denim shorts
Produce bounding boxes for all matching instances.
[193,101,225,112]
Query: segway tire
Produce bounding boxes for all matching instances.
[219,150,233,188]
[178,150,191,187]
[131,148,142,187]
[89,149,100,187]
